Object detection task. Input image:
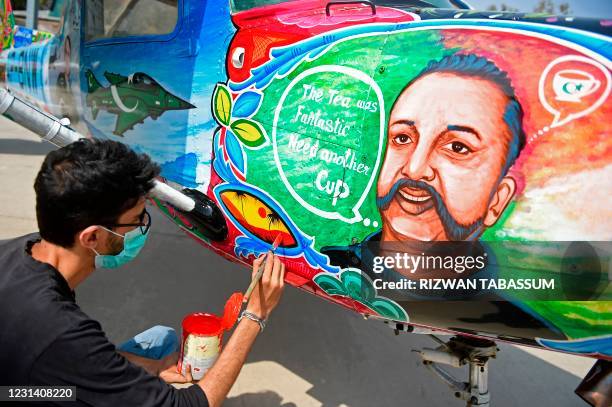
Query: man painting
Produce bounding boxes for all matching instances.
[0,139,286,406]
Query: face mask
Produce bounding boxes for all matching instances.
[92,226,149,269]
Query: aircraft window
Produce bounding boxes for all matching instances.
[131,73,156,87]
[231,0,465,13]
[85,0,178,41]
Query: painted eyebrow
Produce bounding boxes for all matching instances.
[390,119,415,127]
[447,124,481,140]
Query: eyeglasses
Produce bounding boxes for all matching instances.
[104,208,152,235]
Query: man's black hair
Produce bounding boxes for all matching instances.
[34,139,160,248]
[395,54,526,174]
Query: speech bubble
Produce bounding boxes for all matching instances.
[539,55,611,128]
[272,65,384,224]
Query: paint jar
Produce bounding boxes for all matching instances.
[178,292,242,380]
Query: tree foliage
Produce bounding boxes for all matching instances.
[532,0,571,15]
[487,0,572,15]
[487,3,519,12]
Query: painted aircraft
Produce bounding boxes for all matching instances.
[1,0,610,404]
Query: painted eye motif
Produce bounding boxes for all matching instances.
[219,190,297,248]
[393,134,412,145]
[231,47,245,69]
[443,141,471,155]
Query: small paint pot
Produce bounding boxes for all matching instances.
[178,293,243,380]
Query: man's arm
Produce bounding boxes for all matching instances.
[197,252,285,407]
[197,314,260,404]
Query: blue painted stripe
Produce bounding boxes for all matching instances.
[538,335,612,357]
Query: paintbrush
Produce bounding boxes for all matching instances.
[243,234,282,304]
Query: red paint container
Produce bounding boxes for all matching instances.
[178,292,243,380]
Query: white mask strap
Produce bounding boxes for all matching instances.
[99,225,125,239]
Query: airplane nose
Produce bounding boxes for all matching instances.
[180,99,196,109]
[167,95,195,110]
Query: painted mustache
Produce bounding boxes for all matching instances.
[376,178,483,241]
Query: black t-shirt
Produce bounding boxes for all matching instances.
[0,234,209,407]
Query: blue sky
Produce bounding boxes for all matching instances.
[466,0,612,18]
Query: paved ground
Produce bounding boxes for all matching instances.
[0,115,594,406]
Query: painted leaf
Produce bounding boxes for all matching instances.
[212,130,239,183]
[230,119,266,148]
[232,91,262,118]
[341,269,375,302]
[369,298,408,322]
[213,84,232,126]
[314,274,346,296]
[224,130,245,174]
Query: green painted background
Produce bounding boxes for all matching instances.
[245,30,456,249]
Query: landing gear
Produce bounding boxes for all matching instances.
[414,335,499,407]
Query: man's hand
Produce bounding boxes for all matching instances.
[245,252,285,320]
[120,350,193,384]
[158,353,194,384]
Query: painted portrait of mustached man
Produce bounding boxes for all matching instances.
[322,53,526,282]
